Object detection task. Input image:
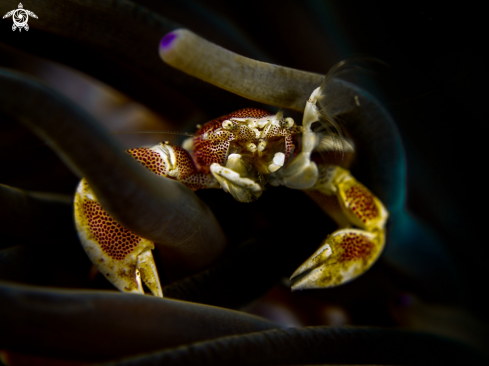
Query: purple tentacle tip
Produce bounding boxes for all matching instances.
[160,32,178,50]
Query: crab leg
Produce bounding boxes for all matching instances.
[74,143,217,297]
[290,165,388,290]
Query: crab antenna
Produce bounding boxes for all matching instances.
[111,131,195,137]
[159,29,324,112]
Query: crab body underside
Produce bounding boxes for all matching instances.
[74,89,388,297]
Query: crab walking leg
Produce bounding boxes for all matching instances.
[74,143,217,296]
[290,165,389,290]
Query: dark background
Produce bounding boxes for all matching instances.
[0,0,487,359]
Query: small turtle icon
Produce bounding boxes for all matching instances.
[3,3,38,32]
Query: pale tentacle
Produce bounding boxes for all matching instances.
[159,29,324,111]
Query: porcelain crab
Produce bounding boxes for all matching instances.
[74,83,389,298]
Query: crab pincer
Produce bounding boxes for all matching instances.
[74,141,218,296]
[74,179,163,297]
[290,166,389,290]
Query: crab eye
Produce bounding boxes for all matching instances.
[283,117,294,128]
[222,120,233,129]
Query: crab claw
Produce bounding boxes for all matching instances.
[290,228,384,290]
[74,179,163,297]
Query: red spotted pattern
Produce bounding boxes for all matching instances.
[127,148,166,176]
[181,173,216,190]
[263,124,300,163]
[173,146,198,180]
[193,109,286,172]
[345,184,379,223]
[283,134,296,162]
[195,109,272,136]
[264,124,301,139]
[226,108,273,120]
[83,200,141,260]
[236,125,256,141]
[193,130,233,173]
[339,232,374,262]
